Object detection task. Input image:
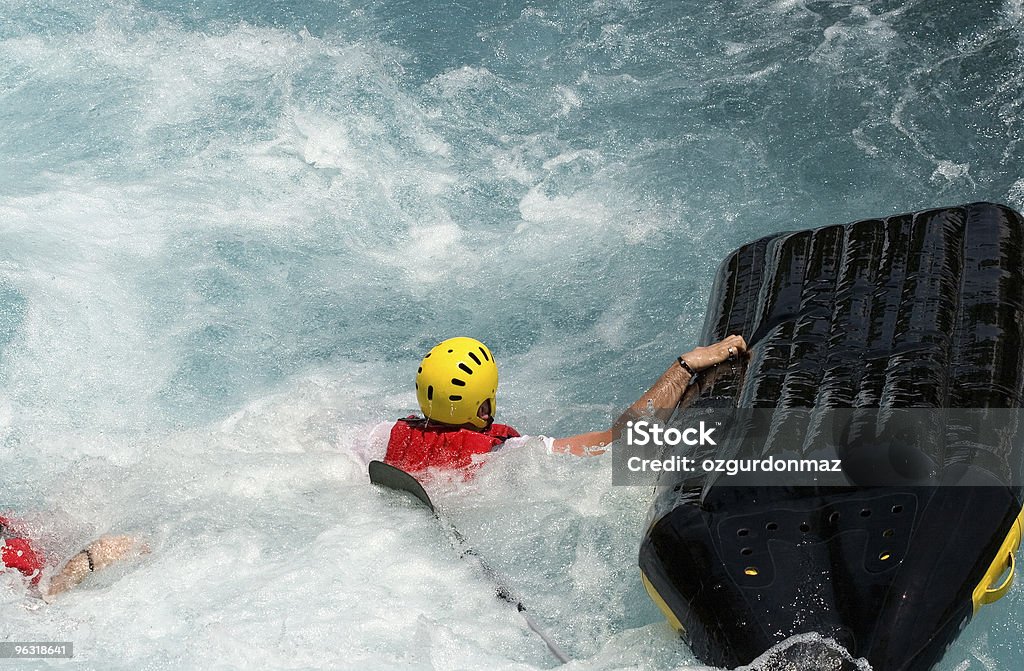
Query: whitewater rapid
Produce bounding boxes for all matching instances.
[2,0,1023,669]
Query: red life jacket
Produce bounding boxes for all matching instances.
[384,417,520,472]
[0,516,45,584]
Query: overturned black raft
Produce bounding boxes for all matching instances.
[639,202,1024,671]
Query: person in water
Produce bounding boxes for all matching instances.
[370,334,747,472]
[1,515,145,601]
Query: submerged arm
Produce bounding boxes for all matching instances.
[44,535,147,601]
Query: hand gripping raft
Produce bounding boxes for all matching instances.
[639,202,1024,671]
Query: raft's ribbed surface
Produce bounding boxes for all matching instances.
[700,202,1024,411]
[639,203,1024,671]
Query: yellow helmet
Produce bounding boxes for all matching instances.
[416,337,498,429]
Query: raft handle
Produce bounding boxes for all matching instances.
[978,552,1015,606]
[972,511,1024,612]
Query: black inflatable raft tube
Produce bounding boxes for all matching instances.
[638,202,1024,671]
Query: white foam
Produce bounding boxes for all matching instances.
[930,160,972,184]
[1004,0,1023,24]
[552,85,583,117]
[738,632,872,670]
[810,5,897,66]
[1009,178,1024,209]
[429,66,498,97]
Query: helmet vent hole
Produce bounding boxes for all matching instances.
[449,395,462,401]
[451,378,466,386]
[447,349,453,353]
[479,347,489,361]
[427,385,434,401]
[418,367,422,373]
[458,363,473,375]
[468,352,481,365]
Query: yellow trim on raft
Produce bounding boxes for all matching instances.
[641,571,686,634]
[972,508,1024,613]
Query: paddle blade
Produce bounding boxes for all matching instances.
[368,460,435,513]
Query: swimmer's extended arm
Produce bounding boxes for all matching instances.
[550,335,747,456]
[44,535,148,601]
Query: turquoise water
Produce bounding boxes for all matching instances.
[1,0,1022,668]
